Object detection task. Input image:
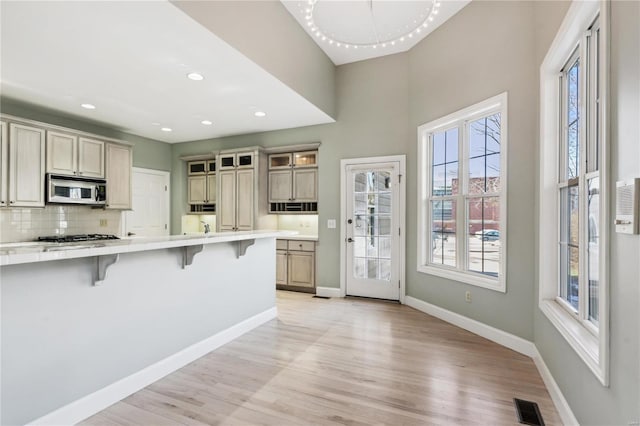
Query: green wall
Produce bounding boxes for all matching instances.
[170,51,409,290]
[0,97,172,171]
[533,1,640,424]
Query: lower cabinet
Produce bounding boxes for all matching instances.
[276,239,316,293]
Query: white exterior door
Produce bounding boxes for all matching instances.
[344,160,403,300]
[125,168,170,237]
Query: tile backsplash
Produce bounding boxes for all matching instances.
[0,206,122,243]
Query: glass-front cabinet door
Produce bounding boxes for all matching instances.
[293,151,317,168]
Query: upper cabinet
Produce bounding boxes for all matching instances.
[47,132,104,178]
[0,121,8,207]
[78,138,105,178]
[268,149,318,213]
[7,123,46,207]
[219,152,253,170]
[105,143,132,209]
[187,159,216,207]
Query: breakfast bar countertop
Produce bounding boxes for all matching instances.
[0,230,297,266]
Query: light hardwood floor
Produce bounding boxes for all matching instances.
[82,291,560,425]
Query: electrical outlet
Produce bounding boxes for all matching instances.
[465,291,472,303]
[99,219,108,227]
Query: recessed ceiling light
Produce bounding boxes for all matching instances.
[187,72,204,81]
[81,103,96,110]
[161,127,173,132]
[254,111,267,118]
[201,120,213,125]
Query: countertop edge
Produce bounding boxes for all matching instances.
[0,230,297,266]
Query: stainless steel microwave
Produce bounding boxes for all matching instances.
[46,174,107,205]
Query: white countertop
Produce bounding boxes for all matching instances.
[0,230,297,266]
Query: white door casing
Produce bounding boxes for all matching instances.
[341,156,406,301]
[124,168,170,237]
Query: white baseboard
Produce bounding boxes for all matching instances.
[315,286,342,298]
[404,296,577,424]
[404,296,537,357]
[532,349,579,426]
[28,307,278,426]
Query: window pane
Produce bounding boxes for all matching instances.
[431,200,456,267]
[432,129,459,196]
[432,164,446,196]
[469,114,501,195]
[433,131,446,165]
[566,59,580,179]
[588,177,600,323]
[559,244,579,311]
[445,161,459,196]
[467,197,500,277]
[569,186,579,246]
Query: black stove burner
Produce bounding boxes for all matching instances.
[37,234,120,243]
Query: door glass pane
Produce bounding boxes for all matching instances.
[467,197,500,277]
[587,177,599,323]
[430,200,456,267]
[351,168,394,281]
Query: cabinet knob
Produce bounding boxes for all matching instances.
[9,201,14,204]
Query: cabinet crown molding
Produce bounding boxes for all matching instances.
[0,114,134,147]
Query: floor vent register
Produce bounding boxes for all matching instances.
[514,398,545,426]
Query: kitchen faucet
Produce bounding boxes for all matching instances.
[201,221,211,234]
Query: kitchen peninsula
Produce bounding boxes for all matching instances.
[0,230,293,425]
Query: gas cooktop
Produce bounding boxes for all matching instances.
[37,234,120,243]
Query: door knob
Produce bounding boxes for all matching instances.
[347,237,354,243]
[347,219,353,224]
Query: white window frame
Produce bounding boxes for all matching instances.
[417,92,508,292]
[539,0,609,386]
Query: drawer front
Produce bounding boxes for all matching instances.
[276,239,288,250]
[287,240,315,252]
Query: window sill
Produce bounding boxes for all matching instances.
[539,299,607,385]
[417,265,505,292]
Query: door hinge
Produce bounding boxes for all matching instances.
[165,185,168,191]
[398,228,401,236]
[398,280,401,288]
[165,224,167,230]
[398,174,402,183]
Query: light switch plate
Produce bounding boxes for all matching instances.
[327,219,336,229]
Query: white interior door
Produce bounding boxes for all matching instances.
[345,161,402,300]
[125,168,170,237]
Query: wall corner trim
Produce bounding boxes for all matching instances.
[27,306,278,426]
[315,286,342,298]
[404,296,578,425]
[532,349,580,426]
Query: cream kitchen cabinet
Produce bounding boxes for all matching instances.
[187,174,217,204]
[268,150,318,212]
[105,143,132,209]
[7,123,46,207]
[218,168,253,231]
[187,159,216,205]
[276,239,316,292]
[47,132,104,178]
[0,121,7,206]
